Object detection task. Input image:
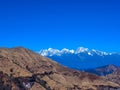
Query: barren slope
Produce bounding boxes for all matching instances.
[0,47,119,90]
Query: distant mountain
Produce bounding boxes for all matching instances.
[39,47,109,56]
[39,47,120,69]
[85,64,120,76]
[1,47,120,90]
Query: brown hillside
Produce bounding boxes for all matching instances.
[0,47,119,90]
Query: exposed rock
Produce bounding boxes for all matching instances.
[85,64,119,76]
[106,69,120,85]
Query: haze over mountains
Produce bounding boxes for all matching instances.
[39,47,120,69]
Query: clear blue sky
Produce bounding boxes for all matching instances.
[0,0,120,52]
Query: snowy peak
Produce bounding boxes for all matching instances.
[91,49,109,56]
[39,48,60,56]
[39,48,75,56]
[39,47,113,56]
[61,48,75,54]
[75,47,89,54]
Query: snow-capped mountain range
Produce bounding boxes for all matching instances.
[39,47,112,56]
[38,47,120,69]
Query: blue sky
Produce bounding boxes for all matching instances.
[0,0,120,52]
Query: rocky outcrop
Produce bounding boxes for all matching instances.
[106,69,120,85]
[85,64,119,76]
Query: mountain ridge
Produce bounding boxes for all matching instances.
[39,47,120,69]
[39,47,119,56]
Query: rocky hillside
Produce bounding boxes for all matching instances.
[0,47,120,90]
[85,64,119,76]
[106,69,120,85]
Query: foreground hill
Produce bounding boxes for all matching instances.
[0,47,120,90]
